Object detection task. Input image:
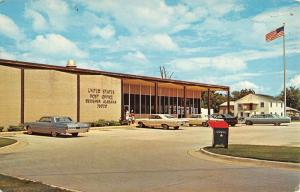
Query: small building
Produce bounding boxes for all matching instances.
[0,59,230,129]
[219,94,284,117]
[286,107,300,119]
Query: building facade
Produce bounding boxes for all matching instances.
[0,59,230,129]
[219,94,284,117]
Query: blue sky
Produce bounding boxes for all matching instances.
[0,0,299,96]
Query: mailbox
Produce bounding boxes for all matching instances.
[208,120,229,148]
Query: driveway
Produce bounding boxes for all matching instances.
[0,124,299,192]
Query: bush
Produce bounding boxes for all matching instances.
[0,126,4,132]
[106,120,121,126]
[92,119,108,127]
[8,125,25,132]
[90,119,122,127]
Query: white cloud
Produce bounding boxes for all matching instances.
[170,56,246,72]
[123,51,148,64]
[231,81,263,92]
[25,8,47,31]
[0,47,16,60]
[117,33,178,51]
[90,25,115,39]
[28,34,87,58]
[0,14,24,40]
[25,0,70,31]
[289,74,300,87]
[77,0,207,34]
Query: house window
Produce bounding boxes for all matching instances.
[281,103,283,108]
[270,102,272,107]
[260,102,264,108]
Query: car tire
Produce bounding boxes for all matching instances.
[27,126,33,135]
[274,123,280,126]
[174,126,179,130]
[245,121,252,125]
[162,124,169,130]
[138,122,145,128]
[51,131,58,137]
[189,124,193,127]
[202,122,208,127]
[72,133,79,137]
[230,124,236,127]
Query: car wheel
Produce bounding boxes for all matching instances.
[27,126,33,135]
[138,122,145,128]
[202,122,208,127]
[230,124,236,127]
[189,124,193,127]
[162,124,169,130]
[72,133,79,137]
[245,121,252,125]
[51,131,58,137]
[274,123,280,126]
[174,126,179,130]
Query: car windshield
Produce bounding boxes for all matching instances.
[163,114,175,119]
[223,114,233,118]
[55,117,73,123]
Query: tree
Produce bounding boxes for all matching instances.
[277,86,300,110]
[231,89,255,101]
[201,91,228,113]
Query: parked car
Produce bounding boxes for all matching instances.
[245,114,291,126]
[210,114,238,126]
[24,116,90,137]
[186,114,220,127]
[137,114,187,130]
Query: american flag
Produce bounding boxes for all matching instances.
[265,26,284,42]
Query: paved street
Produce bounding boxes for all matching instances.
[0,123,300,192]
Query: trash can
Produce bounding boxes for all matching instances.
[208,120,229,148]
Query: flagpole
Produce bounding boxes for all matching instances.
[283,23,286,117]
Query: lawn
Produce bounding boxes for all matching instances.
[0,137,17,148]
[0,174,71,192]
[204,144,300,163]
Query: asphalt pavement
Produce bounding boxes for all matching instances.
[0,123,299,192]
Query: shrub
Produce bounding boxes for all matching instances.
[8,125,25,132]
[92,119,108,127]
[0,126,4,132]
[90,119,122,127]
[107,120,121,126]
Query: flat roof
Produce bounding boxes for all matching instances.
[0,59,229,91]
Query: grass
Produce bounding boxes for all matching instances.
[0,174,70,192]
[204,144,300,163]
[0,137,17,148]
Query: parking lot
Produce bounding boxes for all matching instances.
[0,123,299,192]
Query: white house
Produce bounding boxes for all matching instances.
[219,94,284,117]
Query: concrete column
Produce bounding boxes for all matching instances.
[208,89,211,116]
[121,79,124,120]
[184,86,187,118]
[227,88,230,115]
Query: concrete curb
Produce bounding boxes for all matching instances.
[0,131,26,136]
[90,125,135,130]
[0,139,28,154]
[0,173,81,192]
[196,148,300,170]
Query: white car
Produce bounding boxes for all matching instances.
[185,114,222,127]
[137,114,187,130]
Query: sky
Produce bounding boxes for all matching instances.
[0,0,299,96]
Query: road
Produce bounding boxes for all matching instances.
[0,123,299,192]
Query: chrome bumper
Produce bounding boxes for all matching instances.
[66,128,89,134]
